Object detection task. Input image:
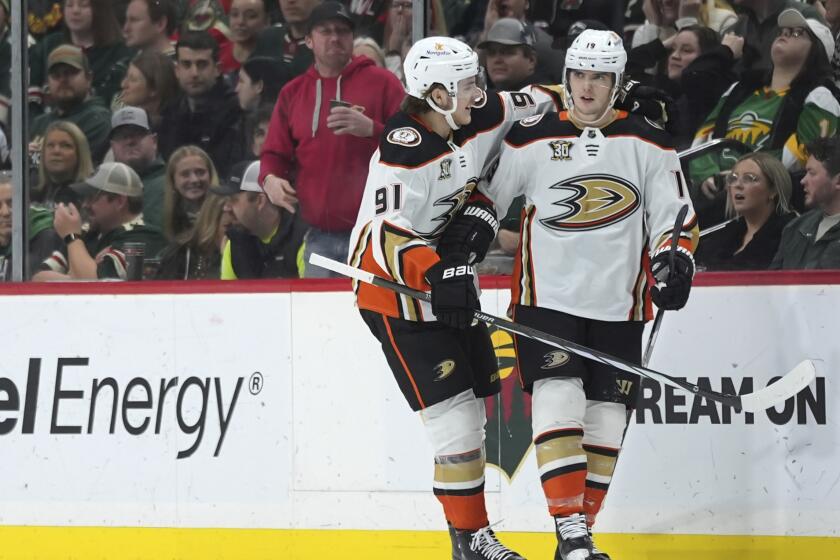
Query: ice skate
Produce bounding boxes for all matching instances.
[448,524,462,560]
[452,526,526,560]
[553,513,593,560]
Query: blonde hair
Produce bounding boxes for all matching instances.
[725,152,793,218]
[174,192,227,254]
[35,121,94,196]
[163,145,220,240]
[353,37,386,67]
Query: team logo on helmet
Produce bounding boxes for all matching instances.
[541,350,570,370]
[387,127,421,147]
[540,174,640,232]
[434,359,457,381]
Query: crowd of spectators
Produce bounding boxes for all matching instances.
[1,0,840,283]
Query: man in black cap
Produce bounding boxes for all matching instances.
[214,160,307,279]
[478,17,547,91]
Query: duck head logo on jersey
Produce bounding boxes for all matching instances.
[540,174,641,232]
[549,140,573,161]
[416,178,479,239]
[434,359,457,381]
[541,350,570,369]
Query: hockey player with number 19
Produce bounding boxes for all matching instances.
[439,30,700,560]
[347,37,558,560]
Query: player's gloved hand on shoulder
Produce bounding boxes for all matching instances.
[616,79,676,132]
[650,246,695,311]
[436,201,499,265]
[425,254,479,329]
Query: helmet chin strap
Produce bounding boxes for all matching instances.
[427,95,460,130]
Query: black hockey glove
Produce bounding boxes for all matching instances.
[436,201,499,265]
[616,79,676,133]
[425,254,479,329]
[650,246,695,311]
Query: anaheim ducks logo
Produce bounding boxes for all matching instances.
[540,174,640,232]
[541,350,570,370]
[387,127,421,147]
[434,359,457,381]
[416,178,479,239]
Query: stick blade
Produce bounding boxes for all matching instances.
[739,360,817,413]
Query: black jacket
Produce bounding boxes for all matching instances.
[226,210,307,279]
[696,212,795,271]
[158,78,244,177]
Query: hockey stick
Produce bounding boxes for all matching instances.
[310,253,816,414]
[642,204,689,367]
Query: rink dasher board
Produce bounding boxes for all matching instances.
[0,283,836,538]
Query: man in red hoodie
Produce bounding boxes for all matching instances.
[259,1,405,277]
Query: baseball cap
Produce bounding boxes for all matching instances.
[478,18,536,49]
[210,160,262,196]
[778,8,835,62]
[47,44,89,72]
[110,106,152,138]
[71,162,144,198]
[307,1,355,34]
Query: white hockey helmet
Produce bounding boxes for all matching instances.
[403,36,480,129]
[563,29,627,112]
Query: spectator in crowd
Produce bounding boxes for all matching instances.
[215,160,306,279]
[478,18,547,90]
[0,171,63,280]
[537,0,626,41]
[353,36,386,67]
[479,0,564,81]
[382,0,413,78]
[771,136,840,269]
[28,0,134,114]
[159,31,244,177]
[690,7,840,226]
[725,0,825,76]
[220,0,271,74]
[0,0,12,128]
[632,0,737,49]
[117,50,180,126]
[252,0,320,78]
[177,0,232,47]
[235,55,290,111]
[696,152,795,270]
[346,0,389,43]
[259,1,404,276]
[32,120,95,208]
[156,193,231,279]
[246,104,273,157]
[29,45,113,163]
[110,107,167,230]
[33,162,167,281]
[818,0,840,86]
[627,24,741,149]
[163,145,219,239]
[123,0,178,57]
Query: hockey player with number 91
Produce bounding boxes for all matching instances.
[347,36,560,560]
[438,30,700,559]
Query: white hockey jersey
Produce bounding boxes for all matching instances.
[481,110,699,322]
[349,88,560,321]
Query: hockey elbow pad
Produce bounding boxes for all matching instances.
[437,201,499,265]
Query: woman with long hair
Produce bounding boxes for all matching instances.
[32,120,94,208]
[632,0,737,48]
[696,152,797,270]
[117,50,179,126]
[163,145,220,240]
[28,0,134,111]
[690,9,840,226]
[156,193,232,279]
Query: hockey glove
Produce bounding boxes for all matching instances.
[425,254,479,329]
[616,79,676,133]
[436,201,499,264]
[650,246,695,311]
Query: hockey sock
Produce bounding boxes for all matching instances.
[433,447,489,530]
[583,444,620,527]
[534,428,587,517]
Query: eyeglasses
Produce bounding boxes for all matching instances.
[391,1,412,12]
[777,27,808,39]
[725,172,762,186]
